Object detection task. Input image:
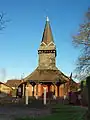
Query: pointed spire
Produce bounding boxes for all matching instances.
[41,17,54,44]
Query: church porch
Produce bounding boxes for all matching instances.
[18,80,68,100]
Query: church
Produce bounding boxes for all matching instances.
[18,17,78,98]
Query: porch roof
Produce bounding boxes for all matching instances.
[24,67,70,83]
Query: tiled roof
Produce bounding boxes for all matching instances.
[0,81,13,89]
[5,79,22,87]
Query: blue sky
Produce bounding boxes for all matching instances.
[0,0,90,82]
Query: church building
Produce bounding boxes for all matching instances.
[18,17,78,98]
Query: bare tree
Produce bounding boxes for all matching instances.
[0,12,9,31]
[0,68,6,82]
[73,7,90,80]
[0,12,9,82]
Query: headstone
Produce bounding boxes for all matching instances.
[64,95,67,100]
[53,95,56,100]
[36,95,38,99]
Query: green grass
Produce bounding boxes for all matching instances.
[15,104,87,120]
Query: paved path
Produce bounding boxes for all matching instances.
[0,104,51,120]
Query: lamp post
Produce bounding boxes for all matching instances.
[43,87,47,105]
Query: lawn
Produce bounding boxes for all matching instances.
[16,104,87,120]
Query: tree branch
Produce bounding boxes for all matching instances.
[0,12,9,31]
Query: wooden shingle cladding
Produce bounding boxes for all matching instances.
[20,68,78,97]
[24,67,69,83]
[41,19,54,45]
[17,18,78,98]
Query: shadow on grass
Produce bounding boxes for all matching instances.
[15,104,87,120]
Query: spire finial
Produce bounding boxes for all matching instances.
[46,16,49,22]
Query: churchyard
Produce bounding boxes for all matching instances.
[0,100,87,120]
[0,96,88,120]
[0,76,90,120]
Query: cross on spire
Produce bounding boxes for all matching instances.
[46,16,49,22]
